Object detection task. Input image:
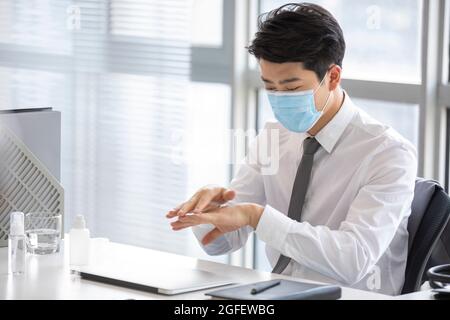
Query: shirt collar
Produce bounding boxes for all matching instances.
[311,91,356,154]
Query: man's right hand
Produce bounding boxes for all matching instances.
[165,186,236,218]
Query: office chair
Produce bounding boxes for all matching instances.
[401,178,450,294]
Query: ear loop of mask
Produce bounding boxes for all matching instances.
[306,70,333,133]
[313,69,332,113]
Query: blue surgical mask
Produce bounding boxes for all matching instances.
[267,75,331,133]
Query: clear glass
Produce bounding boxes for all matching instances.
[25,212,62,255]
[258,0,422,83]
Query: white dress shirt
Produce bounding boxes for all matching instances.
[192,92,418,295]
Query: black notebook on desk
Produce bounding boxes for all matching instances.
[205,279,341,300]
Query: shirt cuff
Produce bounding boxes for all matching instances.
[192,224,232,255]
[255,205,293,251]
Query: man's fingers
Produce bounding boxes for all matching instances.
[170,220,194,230]
[199,201,222,213]
[166,205,183,218]
[170,213,213,230]
[202,228,224,245]
[222,189,236,202]
[194,191,218,212]
[178,194,200,216]
[194,188,236,213]
[167,187,235,220]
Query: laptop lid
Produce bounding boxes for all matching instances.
[72,264,235,295]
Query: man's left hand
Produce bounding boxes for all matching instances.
[169,203,264,245]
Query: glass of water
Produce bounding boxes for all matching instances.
[25,212,62,255]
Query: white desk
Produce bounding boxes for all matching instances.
[0,238,397,300]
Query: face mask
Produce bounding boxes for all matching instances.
[267,74,331,133]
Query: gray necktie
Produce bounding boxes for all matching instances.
[271,137,321,274]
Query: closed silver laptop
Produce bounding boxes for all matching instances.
[72,264,234,295]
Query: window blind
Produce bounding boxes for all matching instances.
[0,0,223,259]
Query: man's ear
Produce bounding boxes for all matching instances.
[328,65,342,91]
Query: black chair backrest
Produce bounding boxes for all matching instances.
[402,178,450,294]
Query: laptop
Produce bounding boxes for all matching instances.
[71,264,235,295]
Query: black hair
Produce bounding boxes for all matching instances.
[247,2,346,80]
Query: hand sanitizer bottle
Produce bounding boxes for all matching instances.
[69,215,90,265]
[8,212,26,275]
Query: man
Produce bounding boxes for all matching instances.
[166,3,417,295]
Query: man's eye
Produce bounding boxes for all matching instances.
[287,86,301,91]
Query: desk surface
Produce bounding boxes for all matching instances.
[0,238,405,300]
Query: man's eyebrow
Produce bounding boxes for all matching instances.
[261,77,302,85]
[261,77,274,84]
[279,77,302,84]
